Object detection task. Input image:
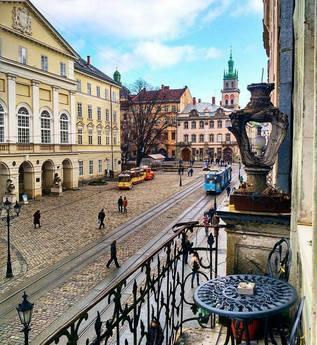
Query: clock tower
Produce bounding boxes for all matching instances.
[221,49,240,109]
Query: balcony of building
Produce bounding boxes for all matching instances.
[35,221,303,345]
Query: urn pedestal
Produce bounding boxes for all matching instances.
[51,185,63,196]
[217,207,290,275]
[3,194,17,204]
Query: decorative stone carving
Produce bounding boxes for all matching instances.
[6,179,15,195]
[52,173,62,187]
[12,7,32,35]
[228,83,290,212]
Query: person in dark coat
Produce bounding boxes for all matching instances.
[98,209,106,229]
[106,240,120,268]
[226,186,231,197]
[33,210,41,228]
[182,234,192,264]
[207,207,215,223]
[118,196,123,213]
[146,318,164,345]
[123,197,128,213]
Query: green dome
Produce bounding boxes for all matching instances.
[224,49,238,80]
[113,69,121,84]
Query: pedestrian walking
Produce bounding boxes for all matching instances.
[117,196,123,213]
[33,210,41,228]
[190,167,193,176]
[123,196,128,213]
[191,252,200,288]
[98,208,106,229]
[211,214,220,237]
[181,167,184,175]
[207,207,215,224]
[106,240,120,268]
[182,234,192,264]
[203,212,209,236]
[187,167,191,176]
[226,185,231,198]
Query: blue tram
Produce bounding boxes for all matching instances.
[203,166,232,194]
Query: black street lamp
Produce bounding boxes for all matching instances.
[1,198,21,278]
[214,193,217,210]
[238,157,241,183]
[17,291,34,345]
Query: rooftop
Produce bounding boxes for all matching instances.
[75,57,121,87]
[132,85,187,103]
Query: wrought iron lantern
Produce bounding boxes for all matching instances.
[17,291,34,345]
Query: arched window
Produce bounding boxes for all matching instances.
[226,82,228,87]
[231,82,234,87]
[41,110,51,143]
[0,104,4,143]
[225,100,229,105]
[60,113,69,143]
[230,99,234,105]
[17,107,30,143]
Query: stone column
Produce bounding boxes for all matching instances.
[52,86,59,144]
[7,74,16,145]
[69,91,76,145]
[32,80,40,144]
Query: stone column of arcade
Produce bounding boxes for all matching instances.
[216,83,291,275]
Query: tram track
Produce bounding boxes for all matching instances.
[0,176,204,318]
[57,174,238,345]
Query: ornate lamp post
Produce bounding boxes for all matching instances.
[228,83,290,212]
[1,198,21,278]
[16,291,34,345]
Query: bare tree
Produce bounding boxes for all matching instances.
[123,79,170,166]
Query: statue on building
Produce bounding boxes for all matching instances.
[52,173,62,187]
[6,179,16,195]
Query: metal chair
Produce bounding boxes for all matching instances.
[287,297,305,345]
[267,238,292,282]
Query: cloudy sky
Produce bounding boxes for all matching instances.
[33,0,267,107]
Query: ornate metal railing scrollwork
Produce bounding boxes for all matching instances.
[43,222,219,345]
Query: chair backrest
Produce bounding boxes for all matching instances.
[267,238,292,281]
[288,297,305,345]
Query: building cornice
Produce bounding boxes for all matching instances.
[1,57,77,89]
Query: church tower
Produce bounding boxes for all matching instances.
[221,49,240,109]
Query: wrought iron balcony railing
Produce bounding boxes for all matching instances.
[41,222,219,345]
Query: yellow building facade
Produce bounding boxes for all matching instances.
[74,58,121,182]
[0,0,121,199]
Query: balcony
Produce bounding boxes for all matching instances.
[37,221,302,345]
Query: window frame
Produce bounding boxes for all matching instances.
[41,55,48,71]
[40,110,51,144]
[60,113,69,144]
[17,107,30,143]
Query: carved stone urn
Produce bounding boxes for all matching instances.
[228,83,290,212]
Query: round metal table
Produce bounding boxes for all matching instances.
[194,274,297,345]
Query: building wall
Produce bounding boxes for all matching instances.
[177,105,239,162]
[285,0,317,343]
[74,69,121,179]
[0,0,121,199]
[0,1,79,199]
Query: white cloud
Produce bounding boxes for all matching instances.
[231,0,263,16]
[33,0,217,41]
[98,41,222,73]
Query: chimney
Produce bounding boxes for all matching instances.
[198,98,201,103]
[212,96,215,105]
[87,55,91,65]
[193,97,196,105]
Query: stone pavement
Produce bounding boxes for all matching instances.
[0,170,209,344]
[0,171,202,294]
